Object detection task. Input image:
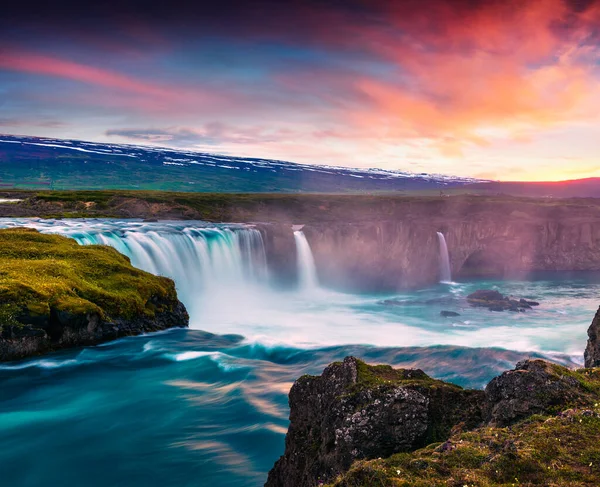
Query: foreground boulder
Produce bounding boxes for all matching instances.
[585,307,600,368]
[265,357,484,487]
[331,403,600,487]
[0,228,188,360]
[467,289,539,312]
[485,359,599,426]
[267,357,600,487]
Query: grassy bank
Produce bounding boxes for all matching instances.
[1,189,599,223]
[0,228,178,329]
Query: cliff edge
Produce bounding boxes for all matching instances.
[0,228,189,361]
[266,357,600,487]
[585,307,600,368]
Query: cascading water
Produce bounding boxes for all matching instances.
[436,232,452,283]
[1,217,597,487]
[0,219,267,319]
[293,230,319,290]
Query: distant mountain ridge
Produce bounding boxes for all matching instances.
[2,134,600,197]
[0,134,482,193]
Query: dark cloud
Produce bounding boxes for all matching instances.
[4,0,596,45]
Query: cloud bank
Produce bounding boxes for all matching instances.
[1,0,599,180]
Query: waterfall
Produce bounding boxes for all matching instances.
[0,219,268,319]
[436,232,452,283]
[293,230,318,290]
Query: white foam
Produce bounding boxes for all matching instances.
[174,351,221,362]
[0,359,79,370]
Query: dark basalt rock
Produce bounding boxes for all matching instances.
[585,307,600,368]
[0,299,188,361]
[440,310,461,317]
[265,357,484,487]
[267,357,599,487]
[485,359,597,426]
[380,297,457,307]
[467,289,539,312]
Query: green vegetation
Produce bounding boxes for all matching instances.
[0,228,177,329]
[328,409,600,487]
[328,368,600,487]
[352,360,459,391]
[2,189,599,223]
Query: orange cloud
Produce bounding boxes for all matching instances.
[323,0,600,158]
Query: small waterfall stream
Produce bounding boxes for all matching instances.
[293,230,319,290]
[436,232,452,283]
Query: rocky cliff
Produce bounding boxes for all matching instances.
[266,357,600,487]
[259,197,600,291]
[0,228,189,361]
[265,357,484,487]
[585,307,600,368]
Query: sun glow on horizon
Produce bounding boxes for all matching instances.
[1,0,600,182]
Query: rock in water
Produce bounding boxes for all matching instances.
[467,289,539,312]
[265,356,484,487]
[585,307,600,368]
[440,310,460,317]
[468,289,505,302]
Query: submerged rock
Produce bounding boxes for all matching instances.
[0,228,189,361]
[585,306,600,368]
[467,289,539,312]
[440,310,461,317]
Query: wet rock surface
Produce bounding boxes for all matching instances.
[467,289,540,312]
[440,310,461,317]
[0,298,189,361]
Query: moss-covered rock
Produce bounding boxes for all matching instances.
[486,359,600,426]
[328,405,600,487]
[265,357,485,487]
[0,228,188,360]
[267,358,600,487]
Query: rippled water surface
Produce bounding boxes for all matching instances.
[0,219,597,486]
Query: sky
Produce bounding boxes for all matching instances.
[1,0,600,181]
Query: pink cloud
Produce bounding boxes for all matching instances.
[0,51,172,97]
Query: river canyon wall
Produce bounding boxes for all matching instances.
[3,193,600,291]
[256,198,600,291]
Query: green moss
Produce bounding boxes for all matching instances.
[353,359,461,391]
[328,405,600,487]
[552,365,600,396]
[0,228,178,331]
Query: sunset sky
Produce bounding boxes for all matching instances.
[1,0,600,181]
